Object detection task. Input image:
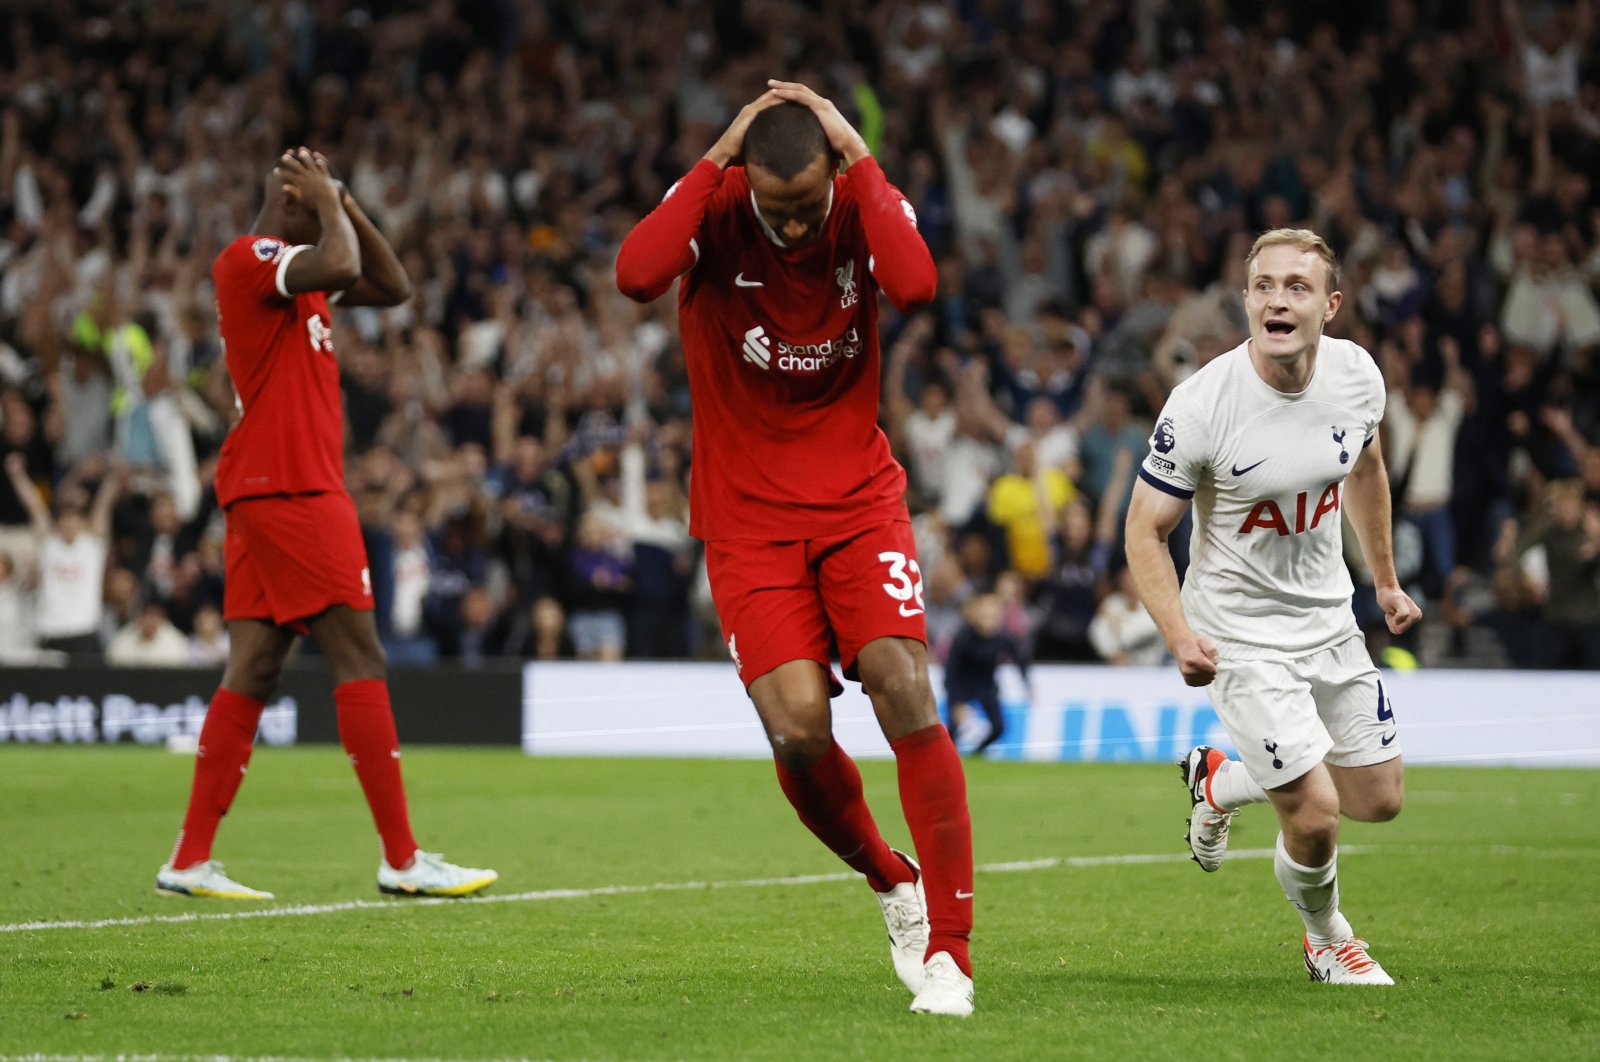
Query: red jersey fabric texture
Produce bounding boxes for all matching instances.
[616,157,937,542]
[212,233,345,507]
[222,485,373,633]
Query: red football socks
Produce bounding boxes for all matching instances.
[775,738,916,894]
[335,679,419,870]
[892,723,974,977]
[170,688,265,869]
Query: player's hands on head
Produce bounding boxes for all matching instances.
[1173,632,1220,687]
[765,79,870,167]
[273,147,342,212]
[309,150,352,208]
[704,90,786,169]
[1376,585,1422,635]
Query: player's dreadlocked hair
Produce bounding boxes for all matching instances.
[744,102,831,179]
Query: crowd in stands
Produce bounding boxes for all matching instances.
[1,0,1598,671]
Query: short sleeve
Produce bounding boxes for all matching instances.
[1363,346,1387,446]
[213,235,309,304]
[1139,390,1210,500]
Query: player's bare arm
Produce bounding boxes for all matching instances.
[1340,429,1422,635]
[765,80,870,167]
[328,157,412,307]
[275,148,360,293]
[1125,478,1219,686]
[703,89,786,169]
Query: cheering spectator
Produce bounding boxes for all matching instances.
[565,512,632,662]
[1089,567,1166,667]
[385,509,438,663]
[5,452,122,660]
[0,549,35,662]
[986,441,1074,583]
[1517,479,1600,669]
[617,437,693,659]
[0,390,50,579]
[187,604,230,667]
[106,601,190,666]
[1385,338,1470,597]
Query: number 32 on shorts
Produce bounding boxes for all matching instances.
[879,551,925,617]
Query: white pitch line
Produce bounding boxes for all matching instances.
[10,842,1592,936]
[0,846,1326,935]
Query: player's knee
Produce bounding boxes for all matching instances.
[1285,803,1340,851]
[1359,789,1404,823]
[767,725,831,768]
[331,637,387,684]
[225,658,282,702]
[874,669,934,719]
[1367,799,1402,823]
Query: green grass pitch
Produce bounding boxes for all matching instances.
[1,747,1596,1060]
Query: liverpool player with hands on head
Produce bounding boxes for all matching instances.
[1125,229,1421,985]
[155,148,496,901]
[617,80,975,1016]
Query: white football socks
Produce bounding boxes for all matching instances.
[1209,757,1269,811]
[1274,832,1353,948]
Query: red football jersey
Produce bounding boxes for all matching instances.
[212,234,345,507]
[617,158,937,541]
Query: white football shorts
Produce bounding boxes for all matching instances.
[1206,634,1400,788]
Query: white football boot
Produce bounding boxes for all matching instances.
[1304,936,1395,985]
[1180,745,1235,872]
[909,951,974,1016]
[156,860,274,900]
[377,851,498,897]
[875,849,930,994]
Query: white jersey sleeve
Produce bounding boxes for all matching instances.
[1140,387,1213,500]
[1362,353,1386,447]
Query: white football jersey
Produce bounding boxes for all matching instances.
[1139,336,1386,660]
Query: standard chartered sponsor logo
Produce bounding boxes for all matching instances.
[742,325,862,373]
[742,326,772,368]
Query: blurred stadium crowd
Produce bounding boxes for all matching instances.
[1,0,1598,670]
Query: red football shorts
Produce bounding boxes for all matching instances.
[706,519,928,694]
[223,491,373,634]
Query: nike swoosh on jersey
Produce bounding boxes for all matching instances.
[734,273,763,287]
[898,604,925,618]
[1381,731,1397,747]
[1230,458,1268,477]
[955,889,974,899]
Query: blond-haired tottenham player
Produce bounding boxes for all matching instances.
[1125,229,1421,985]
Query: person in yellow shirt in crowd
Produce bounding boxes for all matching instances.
[986,439,1075,581]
